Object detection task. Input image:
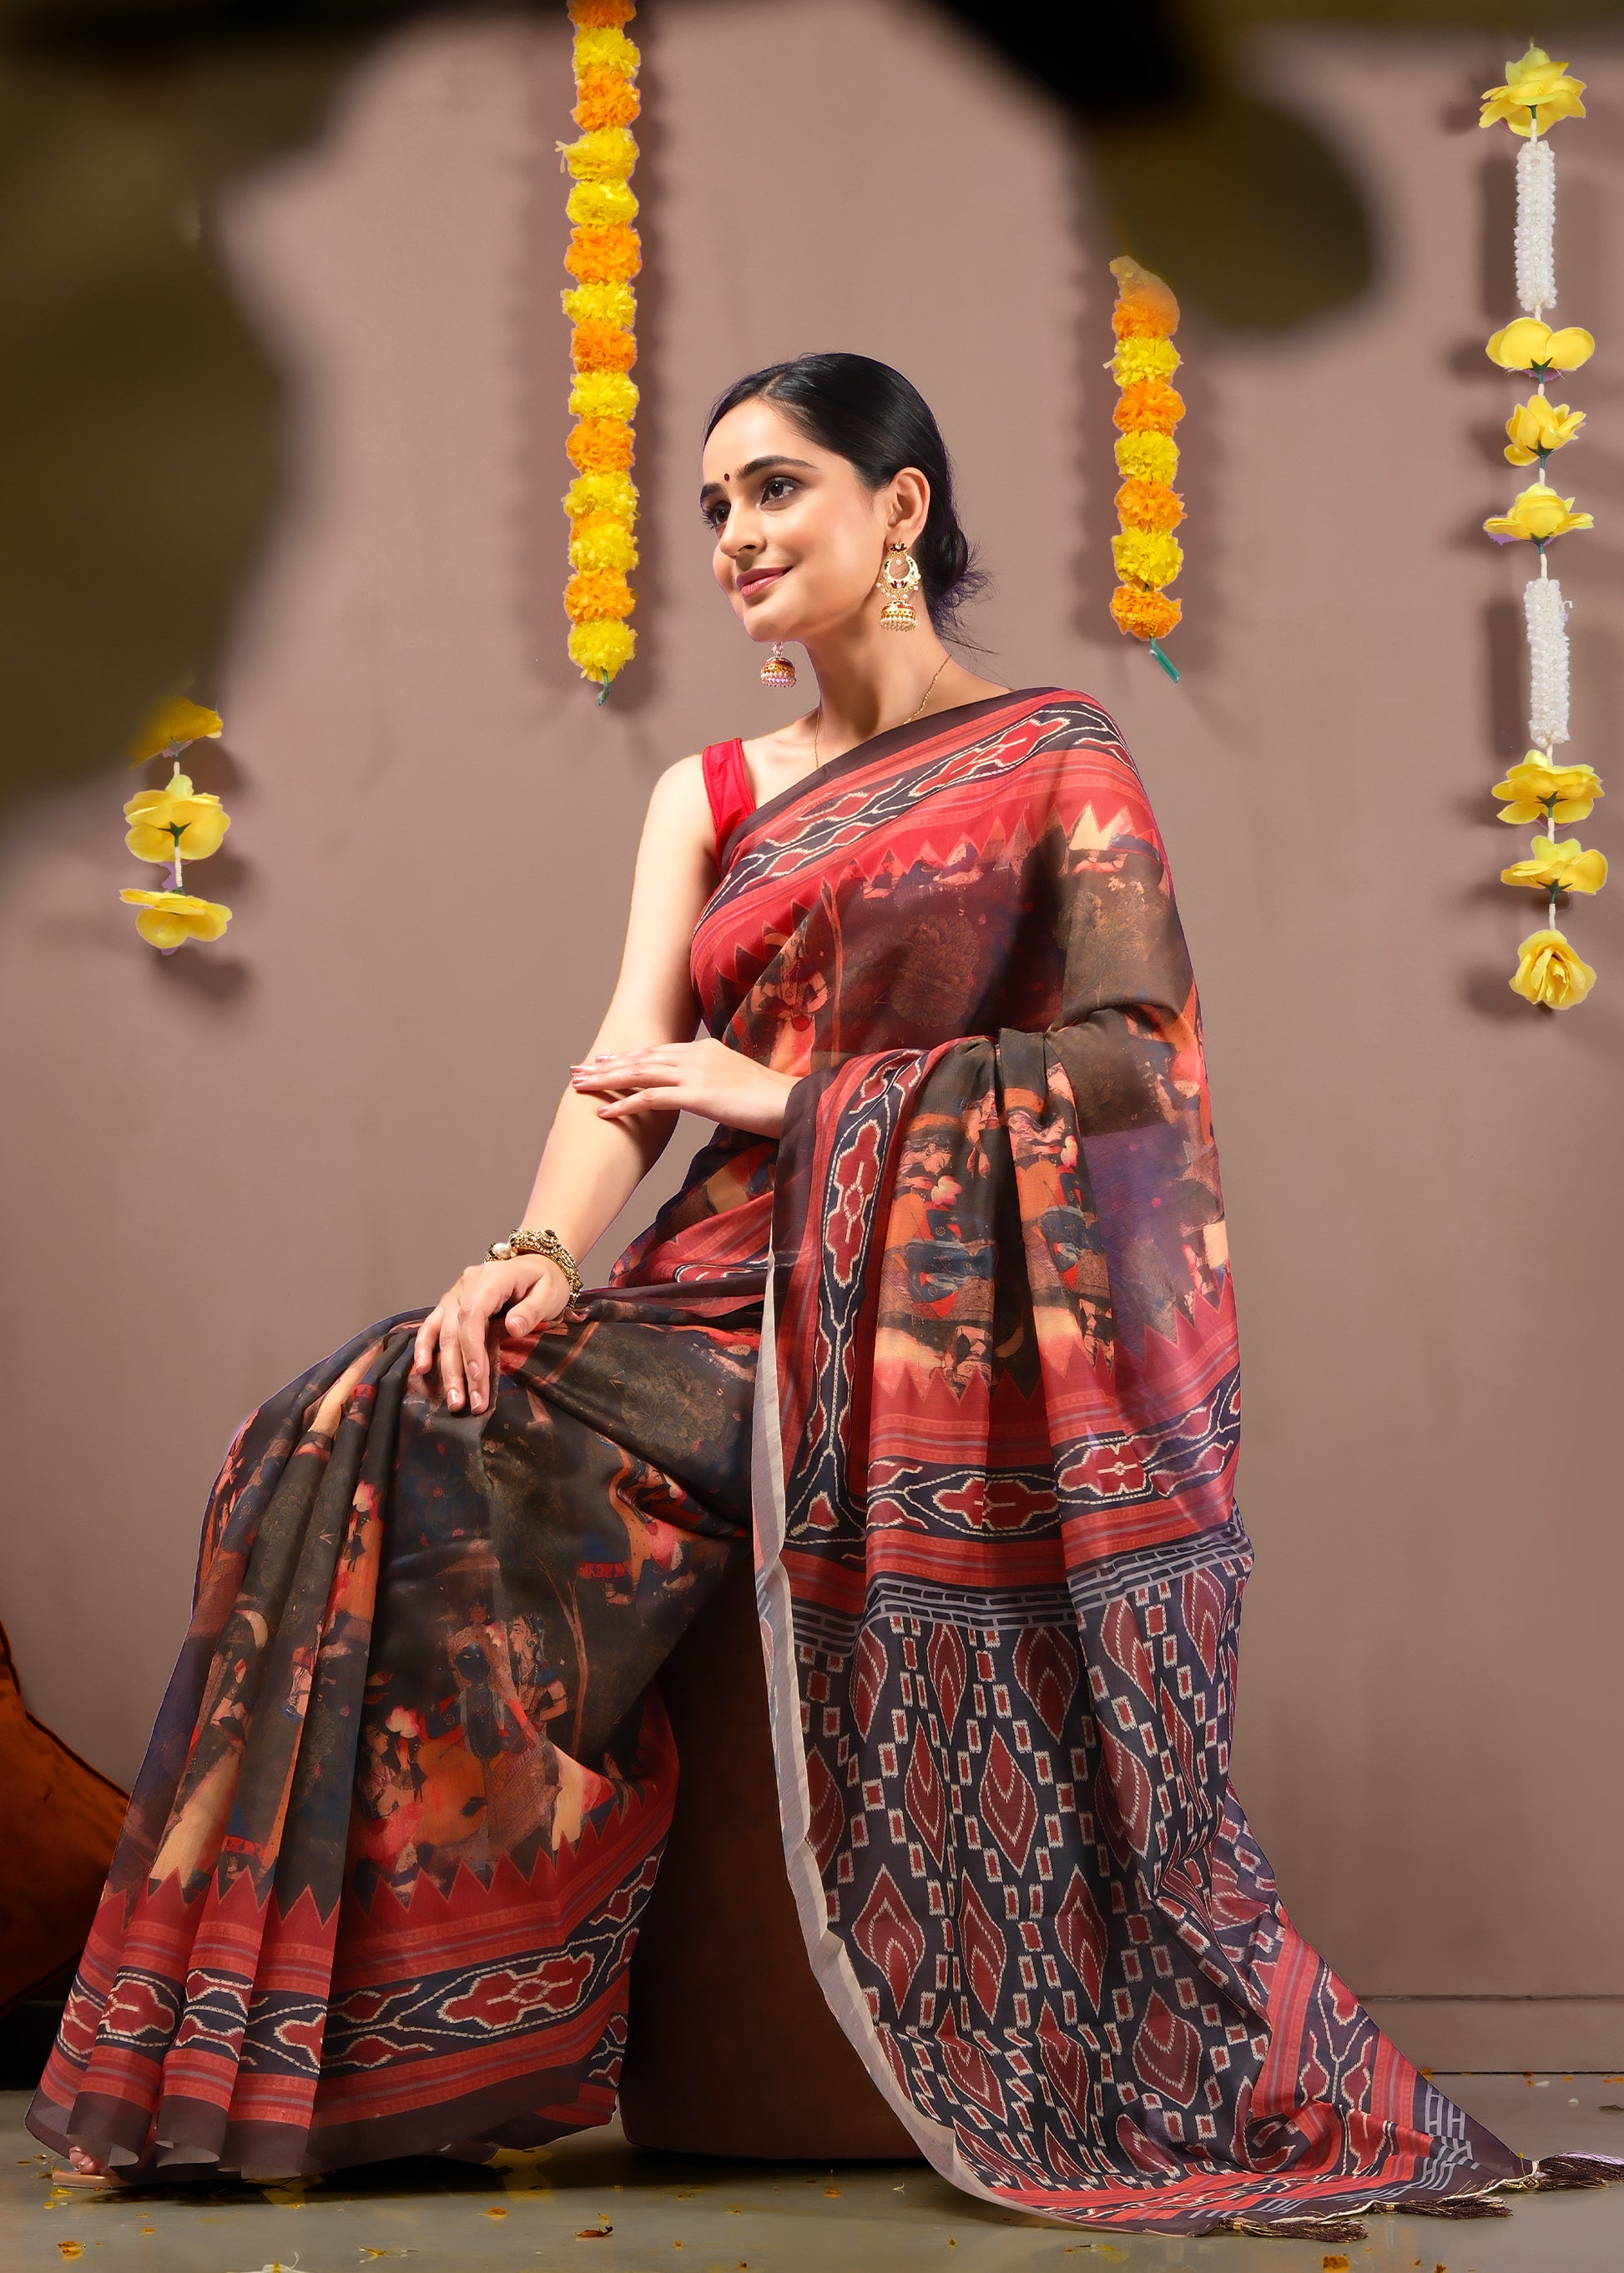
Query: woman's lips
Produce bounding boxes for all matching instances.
[736,566,788,600]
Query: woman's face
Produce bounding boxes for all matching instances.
[700,396,927,646]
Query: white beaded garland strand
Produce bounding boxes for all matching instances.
[1523,573,1571,749]
[1515,133,1557,315]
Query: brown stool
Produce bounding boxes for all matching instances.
[619,1554,920,2161]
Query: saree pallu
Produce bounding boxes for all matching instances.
[32,690,1544,2230]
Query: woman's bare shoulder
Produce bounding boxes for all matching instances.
[641,752,715,854]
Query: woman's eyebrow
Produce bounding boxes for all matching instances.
[699,454,817,505]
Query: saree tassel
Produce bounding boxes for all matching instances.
[1519,2153,1624,2191]
[1216,2212,1368,2240]
[1401,2193,1514,2218]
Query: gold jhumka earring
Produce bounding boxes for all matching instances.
[876,541,922,630]
[759,643,796,689]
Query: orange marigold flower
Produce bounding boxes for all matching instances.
[1115,477,1184,532]
[1112,305,1167,341]
[567,417,634,475]
[565,224,642,285]
[573,68,640,131]
[565,567,634,623]
[1114,378,1185,435]
[571,318,637,373]
[569,0,633,28]
[1110,586,1183,641]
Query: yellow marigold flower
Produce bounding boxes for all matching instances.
[1505,395,1585,466]
[126,695,222,766]
[573,68,640,131]
[1109,255,1179,335]
[1500,834,1607,895]
[1112,529,1183,589]
[568,0,633,27]
[1480,44,1586,137]
[566,225,641,285]
[568,370,638,422]
[569,512,638,573]
[1492,751,1604,824]
[559,127,637,184]
[119,887,232,950]
[1109,336,1180,386]
[1114,431,1178,484]
[1113,378,1184,436]
[567,417,634,476]
[572,25,638,76]
[1510,925,1595,1009]
[1486,317,1595,374]
[564,567,634,623]
[1110,586,1182,640]
[569,618,636,683]
[564,470,638,523]
[562,281,635,330]
[1484,481,1591,545]
[124,772,229,863]
[1114,477,1183,533]
[567,178,638,229]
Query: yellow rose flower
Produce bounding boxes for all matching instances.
[126,696,223,767]
[1480,45,1586,137]
[1504,395,1585,466]
[1500,834,1607,895]
[1485,318,1595,374]
[1483,481,1592,545]
[119,888,232,950]
[1509,925,1595,1009]
[124,771,229,863]
[1492,752,1603,824]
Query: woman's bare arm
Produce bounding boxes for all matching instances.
[412,753,715,1411]
[517,754,718,1262]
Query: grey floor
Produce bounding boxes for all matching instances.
[3,2078,1621,2271]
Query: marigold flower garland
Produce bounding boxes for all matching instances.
[560,0,640,701]
[1479,45,1605,1008]
[119,695,232,953]
[1107,255,1184,683]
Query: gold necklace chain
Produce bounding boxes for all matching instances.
[811,655,951,770]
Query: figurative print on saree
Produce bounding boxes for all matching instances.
[30,692,1613,2234]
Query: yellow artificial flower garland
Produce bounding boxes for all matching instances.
[119,694,232,952]
[561,2,641,698]
[1480,44,1605,1009]
[1106,257,1184,680]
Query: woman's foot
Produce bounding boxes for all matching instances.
[53,2149,126,2186]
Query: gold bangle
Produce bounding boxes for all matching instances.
[487,1227,583,1303]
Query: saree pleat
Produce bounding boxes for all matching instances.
[30,689,1581,2228]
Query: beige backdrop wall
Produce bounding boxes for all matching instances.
[3,4,1619,2069]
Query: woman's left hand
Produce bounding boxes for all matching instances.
[570,1036,799,1138]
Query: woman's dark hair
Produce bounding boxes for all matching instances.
[704,353,986,634]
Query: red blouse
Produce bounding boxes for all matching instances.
[701,738,754,864]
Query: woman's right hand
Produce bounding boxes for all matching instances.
[410,1255,572,1414]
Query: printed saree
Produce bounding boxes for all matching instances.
[31,691,1557,2230]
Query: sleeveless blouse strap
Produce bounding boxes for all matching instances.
[700,738,754,864]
